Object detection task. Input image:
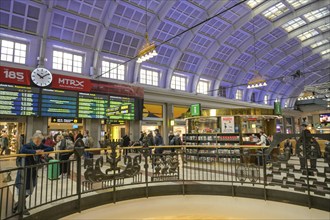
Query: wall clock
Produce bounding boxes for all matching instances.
[31,68,53,87]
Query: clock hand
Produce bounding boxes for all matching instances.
[43,73,50,77]
[37,73,43,79]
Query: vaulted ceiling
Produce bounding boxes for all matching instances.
[0,0,329,107]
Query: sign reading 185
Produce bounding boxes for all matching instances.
[4,70,24,80]
[0,66,30,85]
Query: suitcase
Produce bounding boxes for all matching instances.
[48,159,60,180]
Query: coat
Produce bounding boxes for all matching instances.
[15,142,53,195]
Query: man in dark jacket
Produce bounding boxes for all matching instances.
[14,133,53,215]
[121,134,130,156]
[154,129,164,155]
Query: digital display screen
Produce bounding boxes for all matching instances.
[78,93,108,118]
[320,113,330,123]
[41,89,77,118]
[0,84,39,116]
[106,96,135,120]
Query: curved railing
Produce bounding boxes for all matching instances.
[0,135,329,219]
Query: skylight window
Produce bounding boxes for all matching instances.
[0,39,27,64]
[53,50,83,73]
[282,17,306,32]
[318,23,330,32]
[286,0,311,9]
[264,95,269,105]
[235,89,243,100]
[101,60,125,80]
[197,80,209,95]
[297,29,319,41]
[246,0,264,9]
[320,49,330,55]
[310,39,329,48]
[304,7,329,22]
[140,68,159,86]
[262,2,289,21]
[171,75,187,91]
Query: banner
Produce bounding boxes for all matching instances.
[0,66,31,85]
[274,102,282,115]
[0,66,144,98]
[221,116,235,133]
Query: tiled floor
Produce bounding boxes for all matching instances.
[61,195,330,220]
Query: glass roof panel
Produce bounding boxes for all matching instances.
[286,0,312,9]
[187,34,213,54]
[166,1,203,27]
[310,39,329,48]
[262,2,289,21]
[297,29,319,41]
[203,61,224,78]
[318,23,330,32]
[199,18,230,38]
[304,7,329,22]
[223,67,241,82]
[320,49,330,55]
[176,53,201,73]
[246,0,265,9]
[213,45,235,62]
[282,17,306,32]
[126,0,162,13]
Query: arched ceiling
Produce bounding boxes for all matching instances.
[0,0,329,107]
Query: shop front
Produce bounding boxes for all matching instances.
[183,108,279,146]
[0,116,26,154]
[142,103,164,134]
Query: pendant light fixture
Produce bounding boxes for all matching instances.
[136,0,157,63]
[247,15,267,89]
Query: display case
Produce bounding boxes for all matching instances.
[183,133,241,162]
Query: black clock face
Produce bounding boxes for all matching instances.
[31,68,53,87]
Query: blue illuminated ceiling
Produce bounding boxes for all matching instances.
[0,0,329,105]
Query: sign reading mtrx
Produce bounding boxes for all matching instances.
[52,74,92,92]
[51,117,82,123]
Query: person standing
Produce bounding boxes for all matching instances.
[57,133,74,177]
[256,131,269,165]
[83,130,94,158]
[296,123,318,171]
[284,139,293,155]
[168,131,174,144]
[0,131,9,155]
[13,133,53,215]
[121,134,130,156]
[170,132,182,153]
[154,129,164,155]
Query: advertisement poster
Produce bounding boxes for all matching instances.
[221,116,235,133]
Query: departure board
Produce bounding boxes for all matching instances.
[41,89,77,118]
[106,96,135,120]
[0,84,39,116]
[78,93,108,118]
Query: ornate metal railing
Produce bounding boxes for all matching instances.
[0,133,329,219]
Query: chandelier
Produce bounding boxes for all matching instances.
[247,71,267,89]
[136,0,157,64]
[247,16,267,89]
[297,91,315,101]
[136,33,157,63]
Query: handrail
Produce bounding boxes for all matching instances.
[0,145,268,159]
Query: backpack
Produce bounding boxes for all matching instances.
[170,136,181,145]
[83,136,94,148]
